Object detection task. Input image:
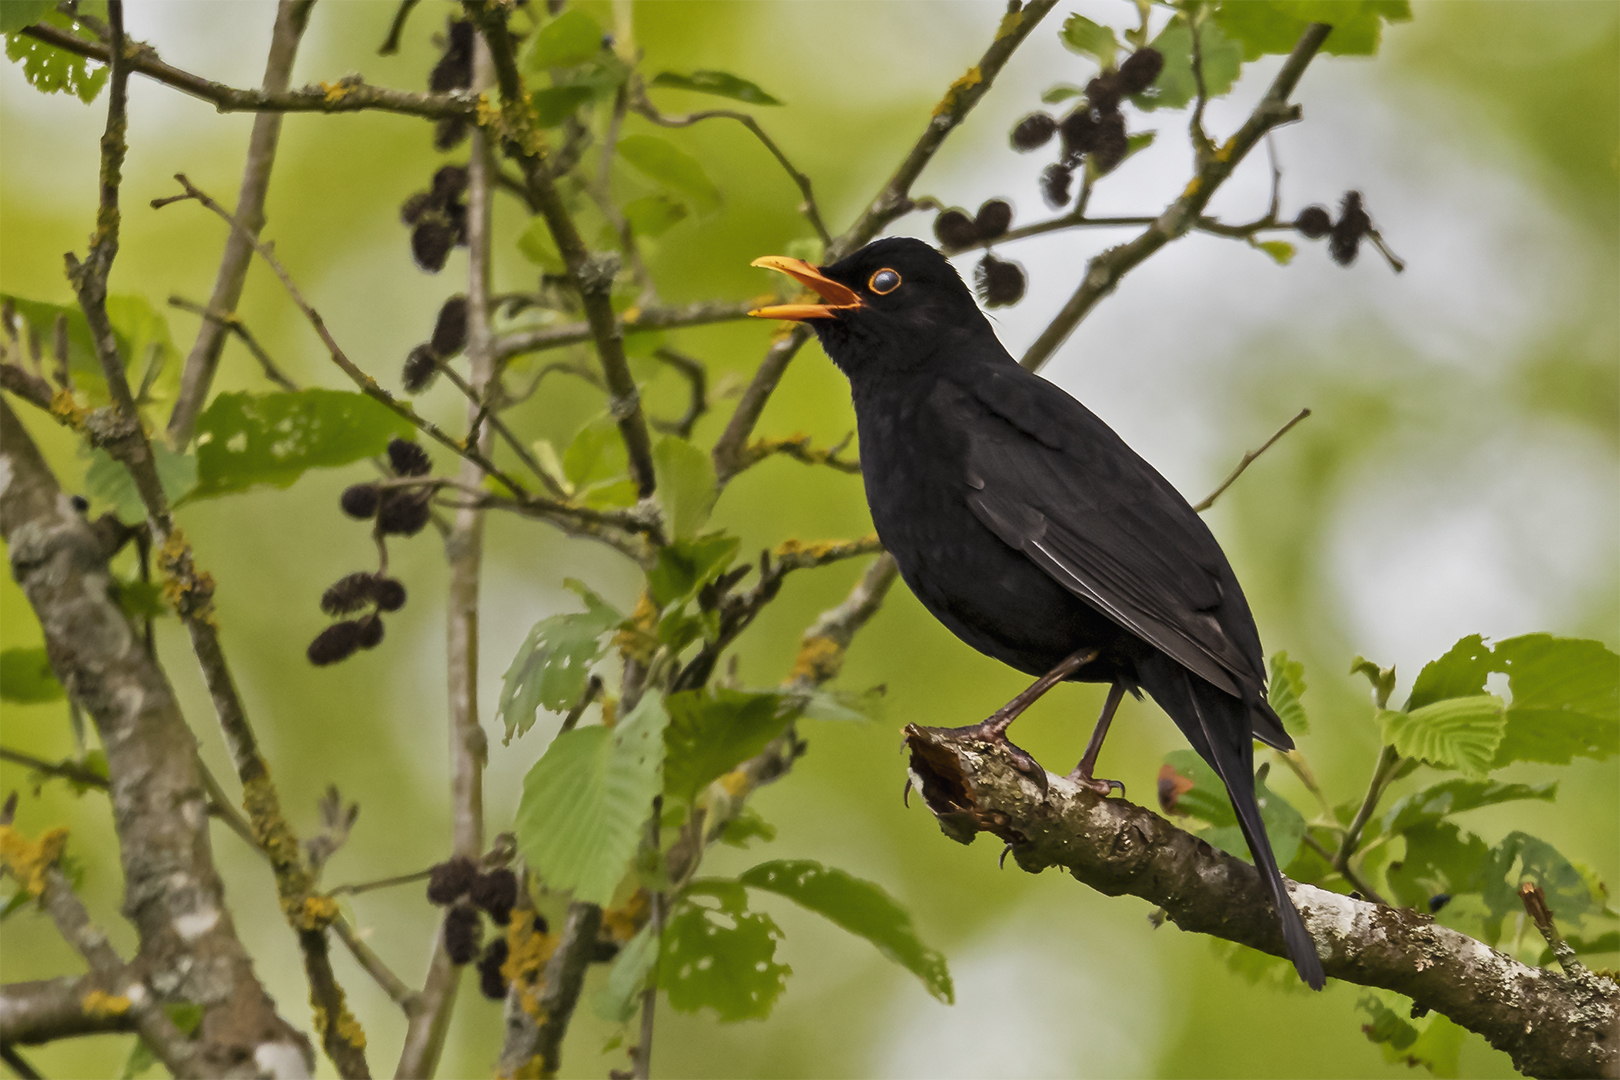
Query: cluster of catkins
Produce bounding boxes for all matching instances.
[1013,46,1163,207]
[402,295,469,394]
[932,200,1026,310]
[1294,191,1375,266]
[430,18,474,150]
[306,439,434,666]
[401,165,470,273]
[427,856,530,1000]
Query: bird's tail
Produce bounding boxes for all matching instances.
[1146,659,1326,990]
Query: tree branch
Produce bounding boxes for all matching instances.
[166,0,313,444]
[1191,407,1310,512]
[1019,22,1333,373]
[903,726,1619,1080]
[1,977,136,1045]
[491,300,758,362]
[166,296,299,393]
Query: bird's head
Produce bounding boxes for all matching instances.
[749,237,997,380]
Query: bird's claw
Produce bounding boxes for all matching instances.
[1069,771,1125,798]
[902,777,913,807]
[999,842,1014,869]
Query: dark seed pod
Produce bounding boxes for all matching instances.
[434,117,469,152]
[1329,191,1371,267]
[70,494,90,513]
[1040,163,1074,209]
[532,912,550,935]
[322,572,377,616]
[372,577,407,613]
[340,483,381,520]
[974,199,1012,241]
[412,221,456,273]
[428,855,478,905]
[1090,112,1129,174]
[974,254,1026,308]
[476,938,510,1000]
[1058,108,1098,160]
[470,868,519,925]
[307,621,364,666]
[1294,205,1332,239]
[429,19,475,92]
[1428,893,1452,914]
[1086,73,1122,115]
[402,343,440,394]
[431,295,469,358]
[1010,112,1058,151]
[932,209,980,251]
[377,491,432,537]
[1117,47,1164,94]
[400,191,432,226]
[432,165,469,203]
[388,438,433,478]
[442,905,483,965]
[356,613,385,649]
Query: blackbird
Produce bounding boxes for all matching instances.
[750,237,1325,990]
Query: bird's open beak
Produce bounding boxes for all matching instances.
[748,256,863,320]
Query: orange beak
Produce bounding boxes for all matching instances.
[748,256,863,320]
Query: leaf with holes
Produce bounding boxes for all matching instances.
[1130,16,1244,112]
[663,689,799,803]
[1379,696,1505,778]
[661,880,789,1022]
[514,693,668,905]
[650,70,781,106]
[191,390,413,498]
[1491,634,1618,767]
[1480,832,1592,945]
[1268,650,1308,735]
[1407,634,1493,711]
[497,584,623,742]
[739,860,952,1003]
[4,12,107,103]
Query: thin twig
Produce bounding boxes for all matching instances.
[1330,744,1400,907]
[166,295,300,393]
[1191,407,1311,512]
[378,0,419,54]
[325,869,435,898]
[1188,10,1214,165]
[648,347,707,438]
[492,299,757,362]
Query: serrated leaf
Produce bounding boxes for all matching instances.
[647,534,738,609]
[0,647,62,703]
[1130,16,1244,112]
[652,436,716,540]
[662,880,789,1021]
[650,70,781,106]
[1255,240,1295,265]
[663,689,798,803]
[1059,14,1117,68]
[191,390,413,498]
[1162,750,1304,870]
[1491,634,1618,767]
[0,1,55,33]
[739,860,953,1003]
[1480,832,1592,945]
[1381,778,1557,837]
[84,443,198,524]
[526,9,603,70]
[621,195,688,239]
[1268,650,1308,735]
[1407,634,1493,711]
[497,588,623,743]
[514,693,669,905]
[1386,821,1491,910]
[1380,696,1504,778]
[5,14,108,103]
[617,135,721,214]
[594,920,658,1024]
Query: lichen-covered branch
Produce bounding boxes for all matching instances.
[903,726,1620,1080]
[0,977,136,1045]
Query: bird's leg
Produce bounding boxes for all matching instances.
[941,647,1099,790]
[1068,681,1128,796]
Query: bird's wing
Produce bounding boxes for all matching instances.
[944,365,1267,697]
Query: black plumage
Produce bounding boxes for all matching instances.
[749,237,1325,990]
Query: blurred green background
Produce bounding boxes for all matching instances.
[1,2,1615,1077]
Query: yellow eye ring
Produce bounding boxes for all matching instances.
[869,268,902,295]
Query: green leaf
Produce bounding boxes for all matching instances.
[1059,14,1117,69]
[1379,696,1505,778]
[114,578,168,622]
[1268,650,1309,735]
[1382,778,1557,837]
[646,534,739,609]
[1040,84,1085,104]
[121,1001,202,1079]
[1131,16,1244,112]
[1123,129,1157,161]
[1215,1,1412,61]
[1481,832,1592,944]
[517,217,566,272]
[530,84,594,128]
[1407,634,1493,711]
[1356,989,1417,1053]
[621,195,688,239]
[1,293,174,408]
[105,294,182,408]
[1386,821,1491,910]
[1160,750,1235,827]
[84,443,198,524]
[526,9,603,69]
[662,880,789,1021]
[496,585,624,743]
[1209,938,1313,994]
[739,860,953,1003]
[1491,634,1618,767]
[796,685,886,723]
[1254,240,1296,265]
[650,70,781,106]
[617,135,721,214]
[719,806,777,848]
[1350,654,1398,706]
[0,2,55,33]
[652,436,717,540]
[561,414,637,508]
[514,693,669,905]
[191,390,413,499]
[1358,990,1464,1077]
[0,647,62,703]
[594,921,658,1024]
[663,689,798,803]
[1162,751,1304,870]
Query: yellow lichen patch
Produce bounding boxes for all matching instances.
[613,590,660,666]
[240,773,310,900]
[502,910,561,1020]
[294,895,340,931]
[718,768,752,799]
[790,635,844,685]
[154,529,218,626]
[600,889,649,942]
[311,994,369,1053]
[1181,176,1202,199]
[319,81,350,105]
[80,990,130,1017]
[48,388,88,431]
[0,825,68,897]
[994,9,1023,41]
[932,66,983,117]
[497,1054,549,1080]
[621,306,641,323]
[600,696,618,729]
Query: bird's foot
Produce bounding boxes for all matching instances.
[1067,768,1125,798]
[935,719,1048,793]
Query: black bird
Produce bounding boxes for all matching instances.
[751,237,1325,990]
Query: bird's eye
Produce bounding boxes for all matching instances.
[869,268,901,295]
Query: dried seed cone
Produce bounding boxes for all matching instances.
[975,254,1026,308]
[322,572,378,616]
[470,868,519,926]
[388,438,433,478]
[307,621,364,666]
[974,199,1012,240]
[476,939,510,1000]
[431,295,469,357]
[403,344,440,394]
[1010,112,1058,151]
[1117,47,1164,94]
[1041,163,1074,209]
[427,855,478,905]
[341,483,380,520]
[373,577,407,613]
[377,492,432,537]
[932,210,980,251]
[443,905,483,965]
[1058,109,1099,159]
[1294,205,1332,239]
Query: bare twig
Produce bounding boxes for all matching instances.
[167,0,312,443]
[737,432,860,475]
[333,918,423,1015]
[166,296,299,393]
[492,299,757,362]
[649,347,708,438]
[1191,407,1311,512]
[378,0,419,54]
[1330,743,1399,907]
